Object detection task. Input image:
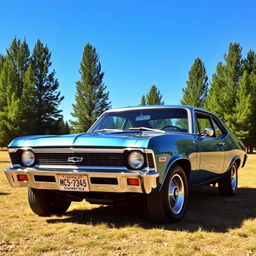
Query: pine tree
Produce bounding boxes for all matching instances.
[0,55,5,70]
[0,61,9,111]
[70,43,111,132]
[140,95,146,106]
[64,121,70,134]
[0,39,34,145]
[6,38,30,96]
[140,85,164,105]
[204,63,225,116]
[243,50,256,75]
[205,43,242,129]
[234,72,253,143]
[0,38,64,145]
[21,65,37,134]
[180,58,208,107]
[31,40,64,134]
[0,67,24,145]
[241,50,256,152]
[57,119,70,134]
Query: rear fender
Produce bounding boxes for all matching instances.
[225,156,241,174]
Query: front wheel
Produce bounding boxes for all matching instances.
[28,188,71,216]
[147,164,188,223]
[218,162,238,196]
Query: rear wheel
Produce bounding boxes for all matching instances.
[28,188,71,216]
[218,162,238,196]
[147,164,188,223]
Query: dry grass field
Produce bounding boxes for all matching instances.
[0,150,255,256]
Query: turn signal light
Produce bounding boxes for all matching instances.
[17,174,29,182]
[127,178,140,186]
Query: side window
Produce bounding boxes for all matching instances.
[211,117,226,138]
[195,112,214,135]
[194,119,200,134]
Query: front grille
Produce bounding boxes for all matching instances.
[9,151,155,168]
[35,153,125,166]
[147,154,154,168]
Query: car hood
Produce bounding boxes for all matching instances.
[8,131,164,149]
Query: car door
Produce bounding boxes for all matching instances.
[195,111,225,182]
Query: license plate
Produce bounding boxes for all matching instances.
[57,174,89,192]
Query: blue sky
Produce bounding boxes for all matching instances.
[1,0,256,121]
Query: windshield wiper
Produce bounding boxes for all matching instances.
[129,127,165,134]
[95,129,123,132]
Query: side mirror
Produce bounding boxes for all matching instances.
[201,128,214,139]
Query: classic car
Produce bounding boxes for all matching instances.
[3,106,247,223]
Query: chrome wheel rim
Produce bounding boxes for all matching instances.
[231,165,237,191]
[168,173,185,214]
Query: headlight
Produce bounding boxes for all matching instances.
[127,151,144,169]
[21,150,35,167]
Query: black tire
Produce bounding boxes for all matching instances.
[28,188,71,216]
[218,162,238,196]
[147,164,188,223]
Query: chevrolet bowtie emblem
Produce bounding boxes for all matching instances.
[67,156,84,163]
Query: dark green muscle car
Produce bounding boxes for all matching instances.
[3,106,247,223]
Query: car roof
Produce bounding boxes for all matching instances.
[105,105,213,115]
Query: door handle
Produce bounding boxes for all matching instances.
[217,142,225,147]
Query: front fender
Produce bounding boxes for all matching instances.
[147,134,198,192]
[157,153,191,191]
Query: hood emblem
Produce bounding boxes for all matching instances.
[67,156,84,163]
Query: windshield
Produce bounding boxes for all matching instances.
[89,108,189,133]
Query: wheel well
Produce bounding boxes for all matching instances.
[235,158,241,168]
[173,159,191,179]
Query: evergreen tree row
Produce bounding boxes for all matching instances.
[0,38,67,145]
[1,38,255,152]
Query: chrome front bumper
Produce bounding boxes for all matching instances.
[4,167,159,194]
